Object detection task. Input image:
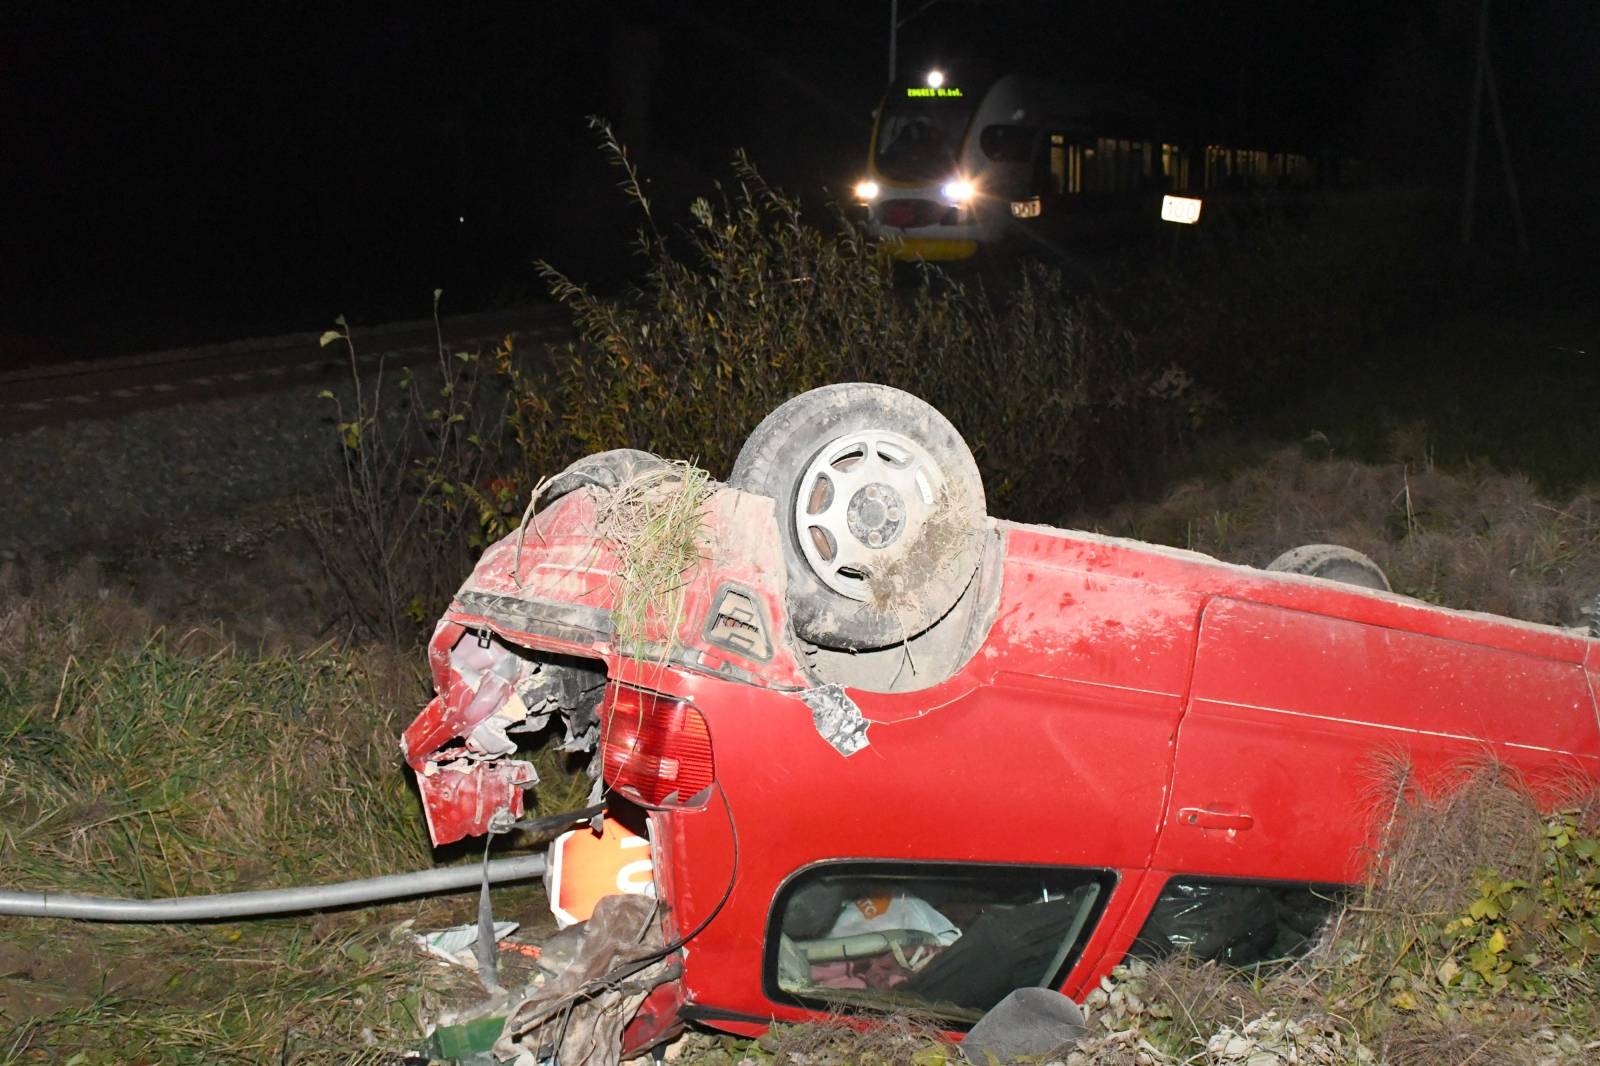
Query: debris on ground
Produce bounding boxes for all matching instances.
[495,894,676,1066]
[415,921,521,968]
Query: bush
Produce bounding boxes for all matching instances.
[531,121,1196,525]
[305,302,510,644]
[317,124,1449,643]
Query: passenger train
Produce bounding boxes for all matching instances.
[854,68,1334,261]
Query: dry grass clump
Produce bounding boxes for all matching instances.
[1091,445,1600,626]
[590,460,712,655]
[1362,763,1549,927]
[758,1012,952,1065]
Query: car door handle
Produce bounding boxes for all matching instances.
[1178,807,1254,831]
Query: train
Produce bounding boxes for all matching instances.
[853,67,1340,261]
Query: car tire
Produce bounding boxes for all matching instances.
[543,449,669,504]
[729,383,987,651]
[1266,543,1391,592]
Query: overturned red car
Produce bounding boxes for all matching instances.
[402,384,1600,1051]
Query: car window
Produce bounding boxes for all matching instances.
[766,862,1113,1023]
[1129,877,1343,966]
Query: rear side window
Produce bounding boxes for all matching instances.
[766,862,1113,1023]
[1130,877,1343,966]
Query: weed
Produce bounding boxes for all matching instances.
[305,294,506,644]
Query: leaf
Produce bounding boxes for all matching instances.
[317,389,334,399]
[1391,988,1419,1011]
[319,329,343,348]
[1487,929,1508,954]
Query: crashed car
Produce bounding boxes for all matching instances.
[403,383,1600,1053]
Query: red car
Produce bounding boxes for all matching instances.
[403,385,1600,1050]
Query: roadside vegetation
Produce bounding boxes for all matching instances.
[5,127,1598,1061]
[0,571,467,1063]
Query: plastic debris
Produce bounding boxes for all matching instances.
[415,921,520,968]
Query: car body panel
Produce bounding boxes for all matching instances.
[403,482,1600,1032]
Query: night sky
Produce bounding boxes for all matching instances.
[4,1,1595,364]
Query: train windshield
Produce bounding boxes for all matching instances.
[874,102,973,182]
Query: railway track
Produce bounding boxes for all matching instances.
[0,306,571,436]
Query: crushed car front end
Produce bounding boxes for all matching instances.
[400,469,813,1050]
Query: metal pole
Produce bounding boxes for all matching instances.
[1482,44,1530,257]
[889,0,898,83]
[1460,0,1488,245]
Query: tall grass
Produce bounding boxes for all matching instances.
[0,570,491,1063]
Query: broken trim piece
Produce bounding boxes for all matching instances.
[802,684,871,756]
[456,590,616,645]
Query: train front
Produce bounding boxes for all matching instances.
[854,68,999,262]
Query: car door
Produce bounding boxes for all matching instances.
[1151,596,1600,885]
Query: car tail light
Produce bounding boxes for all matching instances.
[601,684,714,808]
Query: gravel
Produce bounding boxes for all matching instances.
[0,379,342,563]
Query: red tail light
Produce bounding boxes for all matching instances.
[601,684,714,808]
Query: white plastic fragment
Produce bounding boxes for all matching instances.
[414,920,519,967]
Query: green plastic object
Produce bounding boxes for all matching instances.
[428,1015,506,1062]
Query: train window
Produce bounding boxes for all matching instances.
[1161,144,1188,191]
[1046,133,1085,195]
[767,861,1114,1024]
[1047,133,1066,194]
[979,124,1037,163]
[874,104,973,182]
[1129,878,1344,967]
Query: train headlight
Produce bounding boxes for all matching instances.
[853,180,880,203]
[940,179,975,205]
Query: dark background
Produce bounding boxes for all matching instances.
[3,1,1596,365]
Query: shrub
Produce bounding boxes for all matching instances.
[305,300,509,644]
[531,120,1196,525]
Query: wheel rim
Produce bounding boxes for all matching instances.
[792,429,944,601]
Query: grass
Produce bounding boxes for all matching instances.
[1087,443,1600,628]
[588,460,714,657]
[0,569,548,1064]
